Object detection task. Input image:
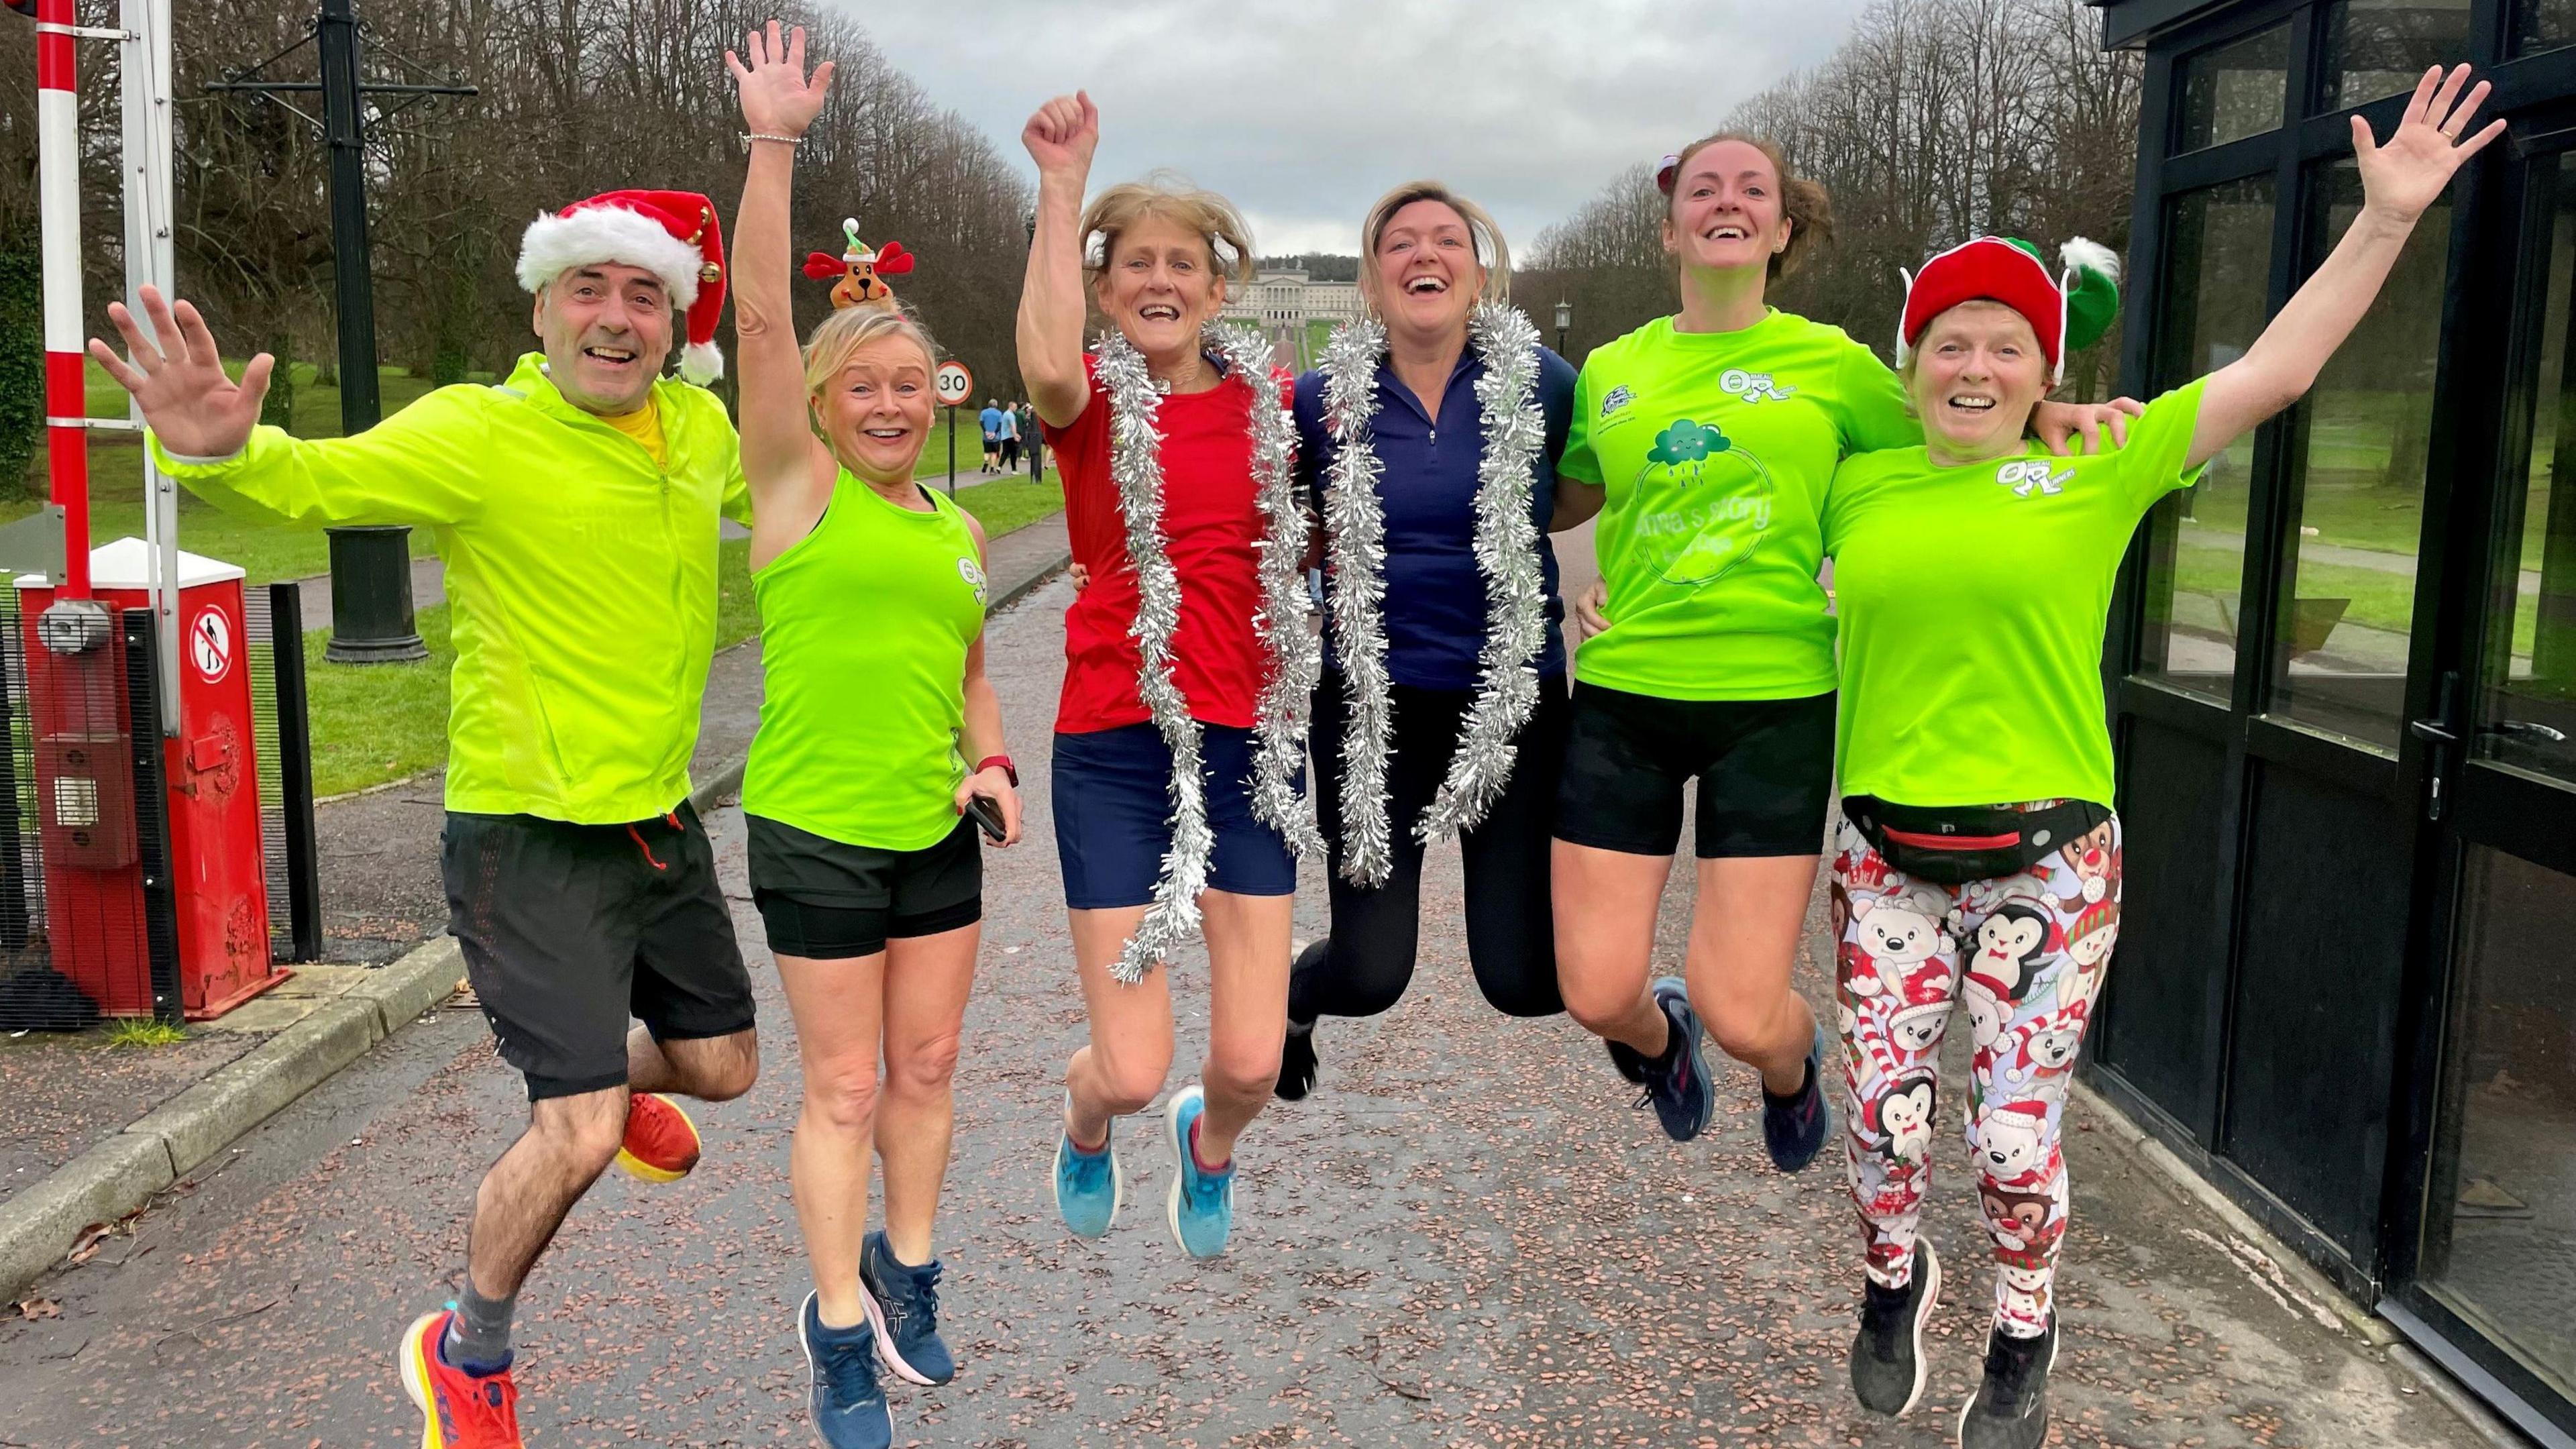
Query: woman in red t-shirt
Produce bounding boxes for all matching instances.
[1020,91,1316,1260]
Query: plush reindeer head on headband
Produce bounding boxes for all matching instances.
[803,217,915,309]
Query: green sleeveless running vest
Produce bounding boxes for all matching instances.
[741,470,989,850]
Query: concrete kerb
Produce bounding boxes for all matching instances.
[0,936,468,1302]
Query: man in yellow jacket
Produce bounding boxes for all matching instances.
[95,189,756,1449]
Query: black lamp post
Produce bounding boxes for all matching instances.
[1554,299,1572,357]
[215,0,472,664]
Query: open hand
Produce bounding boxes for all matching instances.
[1022,92,1098,179]
[726,20,835,139]
[2358,64,2504,226]
[87,285,270,460]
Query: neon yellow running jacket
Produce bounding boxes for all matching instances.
[151,353,753,824]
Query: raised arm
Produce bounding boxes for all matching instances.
[2193,64,2501,468]
[98,286,480,527]
[726,22,837,554]
[1018,93,1098,429]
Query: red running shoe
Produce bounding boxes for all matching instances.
[615,1091,702,1183]
[396,1309,522,1448]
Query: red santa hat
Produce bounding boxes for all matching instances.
[1896,235,2121,386]
[517,189,728,385]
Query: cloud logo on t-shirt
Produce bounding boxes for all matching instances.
[1648,419,1730,469]
[1631,417,1774,590]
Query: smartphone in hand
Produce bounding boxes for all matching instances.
[964,792,1008,844]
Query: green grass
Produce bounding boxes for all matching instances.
[947,472,1065,539]
[103,1018,188,1047]
[305,603,458,798]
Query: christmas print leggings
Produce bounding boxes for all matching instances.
[1831,806,2122,1339]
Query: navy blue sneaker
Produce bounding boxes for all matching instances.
[1635,977,1715,1142]
[1053,1091,1122,1239]
[858,1230,954,1387]
[1165,1084,1234,1258]
[798,1291,893,1449]
[1762,1018,1833,1172]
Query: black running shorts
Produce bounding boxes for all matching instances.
[442,801,755,1101]
[747,814,983,960]
[1553,684,1837,859]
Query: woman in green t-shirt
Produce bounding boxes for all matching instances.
[731,31,1024,1446]
[1820,66,2494,1449]
[1552,133,2135,1174]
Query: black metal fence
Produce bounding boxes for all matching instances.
[247,581,323,963]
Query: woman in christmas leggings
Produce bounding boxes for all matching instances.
[1274,180,1585,1099]
[1821,66,2494,1449]
[1558,134,2134,1169]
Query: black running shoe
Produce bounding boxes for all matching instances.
[1956,1314,2058,1449]
[1606,1037,1652,1085]
[1277,1019,1318,1102]
[1761,1019,1833,1172]
[1850,1242,1941,1416]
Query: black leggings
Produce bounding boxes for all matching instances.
[1290,669,1569,1023]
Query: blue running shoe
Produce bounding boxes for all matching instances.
[1164,1084,1234,1258]
[1762,1017,1834,1172]
[1637,977,1716,1143]
[798,1291,893,1449]
[1053,1091,1122,1239]
[858,1230,954,1387]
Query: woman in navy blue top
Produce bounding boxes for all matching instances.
[1276,181,1590,1100]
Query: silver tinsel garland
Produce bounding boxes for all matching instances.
[1317,317,1399,886]
[1091,324,1320,983]
[1316,301,1548,875]
[1417,302,1548,842]
[1205,322,1324,860]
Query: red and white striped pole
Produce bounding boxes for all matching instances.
[36,0,89,600]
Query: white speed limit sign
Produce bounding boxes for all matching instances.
[934,360,975,407]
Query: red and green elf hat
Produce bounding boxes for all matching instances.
[1895,236,2121,386]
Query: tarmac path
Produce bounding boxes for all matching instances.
[0,555,2480,1448]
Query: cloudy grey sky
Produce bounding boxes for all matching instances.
[824,0,1875,257]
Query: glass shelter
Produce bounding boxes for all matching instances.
[2096,0,2576,1437]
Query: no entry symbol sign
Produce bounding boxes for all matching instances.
[190,606,233,684]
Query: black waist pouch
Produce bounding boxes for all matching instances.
[1841,795,2110,885]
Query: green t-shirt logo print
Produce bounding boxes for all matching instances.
[1637,417,1776,588]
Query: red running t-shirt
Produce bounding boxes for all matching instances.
[1044,353,1280,734]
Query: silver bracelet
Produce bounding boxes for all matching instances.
[741,131,802,150]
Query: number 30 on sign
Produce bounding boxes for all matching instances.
[934,361,974,408]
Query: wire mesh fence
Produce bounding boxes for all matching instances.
[0,592,170,1030]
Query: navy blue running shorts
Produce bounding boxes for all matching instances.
[1052,721,1299,909]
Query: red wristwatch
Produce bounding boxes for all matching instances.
[975,755,1018,788]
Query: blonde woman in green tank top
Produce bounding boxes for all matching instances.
[730,29,1018,1445]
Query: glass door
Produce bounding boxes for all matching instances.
[2402,137,2576,1440]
